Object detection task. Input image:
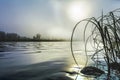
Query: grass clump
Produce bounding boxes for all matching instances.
[71,8,120,79]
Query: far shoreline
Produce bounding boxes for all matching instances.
[0,40,70,42]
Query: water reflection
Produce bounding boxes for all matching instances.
[0,42,113,80]
[0,42,75,79]
[0,60,74,80]
[0,42,92,80]
[1,59,103,80]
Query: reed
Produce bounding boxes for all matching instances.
[71,8,120,79]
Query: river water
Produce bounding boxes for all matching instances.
[0,42,119,80]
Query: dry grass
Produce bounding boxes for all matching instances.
[71,8,120,79]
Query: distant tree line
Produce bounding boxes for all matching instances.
[0,31,41,41]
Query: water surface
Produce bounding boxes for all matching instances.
[0,42,117,80]
[0,42,78,80]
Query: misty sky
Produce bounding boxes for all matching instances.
[0,0,120,40]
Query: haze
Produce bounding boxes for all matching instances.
[0,0,120,40]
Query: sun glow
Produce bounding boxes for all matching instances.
[67,1,91,22]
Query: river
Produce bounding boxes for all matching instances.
[0,42,119,80]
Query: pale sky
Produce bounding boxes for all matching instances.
[0,0,120,40]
